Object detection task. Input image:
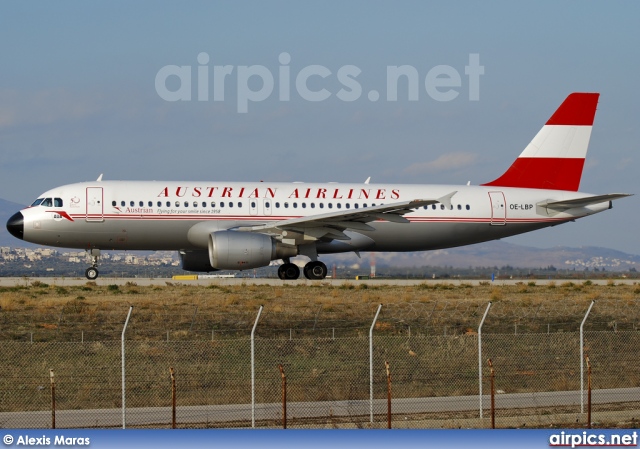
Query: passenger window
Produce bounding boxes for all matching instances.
[211,202,216,207]
[202,202,206,207]
[238,202,242,208]
[457,204,462,210]
[220,202,225,207]
[319,203,324,209]
[121,201,125,207]
[158,201,162,207]
[432,204,436,210]
[337,203,342,209]
[166,201,171,207]
[130,201,134,207]
[345,203,350,209]
[112,201,117,207]
[293,202,298,208]
[175,201,180,207]
[328,203,333,209]
[193,201,198,207]
[265,202,270,208]
[363,203,368,208]
[54,198,63,207]
[184,201,189,207]
[440,205,445,210]
[139,201,144,207]
[148,201,153,207]
[229,202,234,208]
[354,204,358,209]
[302,203,306,208]
[284,202,289,208]
[466,205,470,210]
[275,202,280,208]
[251,201,256,208]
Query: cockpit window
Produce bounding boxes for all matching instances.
[54,198,63,207]
[41,198,53,207]
[31,198,44,207]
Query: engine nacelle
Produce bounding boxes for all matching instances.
[208,231,296,270]
[179,250,218,272]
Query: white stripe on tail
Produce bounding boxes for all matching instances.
[483,92,599,191]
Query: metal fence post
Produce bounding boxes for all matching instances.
[170,367,176,429]
[49,369,55,429]
[586,355,592,428]
[580,301,595,414]
[488,359,495,429]
[251,305,263,428]
[369,304,382,424]
[385,361,392,429]
[478,302,492,419]
[278,364,286,429]
[121,306,133,429]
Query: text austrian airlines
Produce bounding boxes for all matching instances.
[6,93,631,280]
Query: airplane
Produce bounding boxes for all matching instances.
[5,92,631,280]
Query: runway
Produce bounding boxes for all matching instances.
[0,277,636,287]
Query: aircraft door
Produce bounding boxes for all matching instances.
[86,187,104,222]
[263,199,272,216]
[488,191,506,225]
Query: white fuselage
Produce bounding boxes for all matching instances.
[18,180,610,254]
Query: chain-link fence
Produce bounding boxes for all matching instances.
[2,329,639,429]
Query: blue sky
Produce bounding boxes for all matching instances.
[1,1,638,253]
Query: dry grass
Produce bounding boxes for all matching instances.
[0,281,638,340]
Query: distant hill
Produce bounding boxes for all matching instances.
[323,240,640,271]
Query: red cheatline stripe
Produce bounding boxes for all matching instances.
[546,92,599,126]
[71,215,575,225]
[482,157,585,191]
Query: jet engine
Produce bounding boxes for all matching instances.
[179,250,217,272]
[208,230,297,270]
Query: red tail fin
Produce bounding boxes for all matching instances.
[482,93,599,191]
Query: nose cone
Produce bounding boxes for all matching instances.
[6,212,24,240]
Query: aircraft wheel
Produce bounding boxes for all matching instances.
[278,263,300,280]
[85,267,99,280]
[303,261,327,280]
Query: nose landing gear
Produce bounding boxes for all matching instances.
[85,249,101,280]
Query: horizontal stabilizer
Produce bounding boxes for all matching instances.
[538,193,632,210]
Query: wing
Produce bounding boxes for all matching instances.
[236,191,457,244]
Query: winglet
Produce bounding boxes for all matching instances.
[437,191,457,209]
[97,174,104,182]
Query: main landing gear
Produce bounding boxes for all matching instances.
[277,263,300,280]
[85,249,101,280]
[277,260,328,280]
[303,261,328,280]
